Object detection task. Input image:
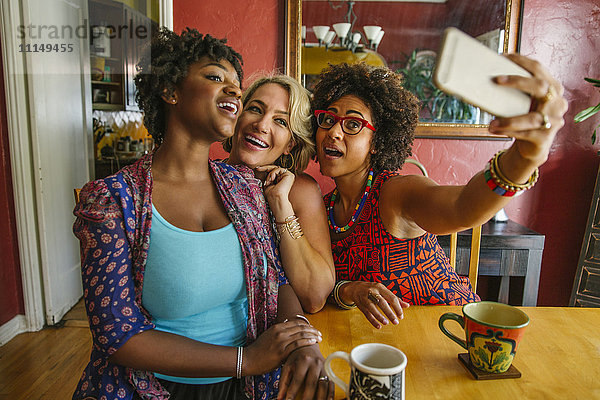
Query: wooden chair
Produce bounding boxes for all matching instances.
[403,159,480,290]
[449,225,482,291]
[405,158,428,177]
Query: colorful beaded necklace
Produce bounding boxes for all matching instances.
[327,169,374,233]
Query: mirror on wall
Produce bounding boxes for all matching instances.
[286,0,523,138]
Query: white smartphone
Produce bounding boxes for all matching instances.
[433,27,532,118]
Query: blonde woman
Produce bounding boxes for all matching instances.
[224,74,335,314]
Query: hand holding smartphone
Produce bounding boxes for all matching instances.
[433,27,532,118]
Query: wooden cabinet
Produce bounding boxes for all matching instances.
[437,219,545,306]
[570,163,600,307]
[89,0,155,111]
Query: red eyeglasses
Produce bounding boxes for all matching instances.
[314,110,376,135]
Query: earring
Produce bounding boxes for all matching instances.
[370,149,376,154]
[279,153,295,170]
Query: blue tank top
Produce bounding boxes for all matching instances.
[142,204,248,384]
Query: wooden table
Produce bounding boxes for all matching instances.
[308,305,600,399]
[437,220,545,306]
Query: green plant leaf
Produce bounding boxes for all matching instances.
[574,104,600,122]
[398,48,476,123]
[584,77,600,87]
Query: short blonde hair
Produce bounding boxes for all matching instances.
[223,74,314,173]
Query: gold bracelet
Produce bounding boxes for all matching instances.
[276,215,304,240]
[490,150,539,192]
[332,280,356,309]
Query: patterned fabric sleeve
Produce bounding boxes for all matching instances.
[74,179,155,357]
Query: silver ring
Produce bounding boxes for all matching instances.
[539,111,552,130]
[318,376,329,382]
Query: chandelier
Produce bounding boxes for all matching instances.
[303,1,384,52]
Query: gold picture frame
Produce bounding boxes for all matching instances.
[286,0,523,139]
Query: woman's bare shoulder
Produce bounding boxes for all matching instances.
[289,173,325,211]
[381,173,437,195]
[292,172,322,192]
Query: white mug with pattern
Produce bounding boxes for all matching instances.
[324,343,406,400]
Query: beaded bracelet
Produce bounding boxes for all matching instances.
[332,280,356,310]
[491,150,539,190]
[276,215,304,240]
[484,162,518,197]
[484,150,539,197]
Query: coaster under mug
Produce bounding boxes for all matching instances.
[439,301,529,374]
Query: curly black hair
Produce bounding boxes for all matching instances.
[311,62,420,172]
[134,27,243,145]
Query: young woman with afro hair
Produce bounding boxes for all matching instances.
[314,60,567,329]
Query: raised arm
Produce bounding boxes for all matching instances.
[258,166,336,313]
[384,54,568,237]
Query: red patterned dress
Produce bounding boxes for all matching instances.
[325,170,479,305]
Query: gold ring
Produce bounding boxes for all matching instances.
[367,291,380,305]
[540,85,556,103]
[539,111,552,130]
[318,376,329,382]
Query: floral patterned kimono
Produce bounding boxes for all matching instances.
[73,153,286,400]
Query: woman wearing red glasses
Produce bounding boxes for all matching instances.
[313,61,567,329]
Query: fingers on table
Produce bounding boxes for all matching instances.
[277,366,293,400]
[296,364,321,400]
[316,376,335,400]
[359,286,403,329]
[278,361,330,400]
[285,366,309,400]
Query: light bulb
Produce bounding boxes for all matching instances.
[363,26,382,42]
[332,23,351,40]
[324,31,336,46]
[374,30,385,46]
[312,26,330,42]
[352,32,361,44]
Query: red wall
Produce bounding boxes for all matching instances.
[174,0,286,160]
[0,36,25,326]
[511,0,600,305]
[173,0,285,84]
[173,0,600,306]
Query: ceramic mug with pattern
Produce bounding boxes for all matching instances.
[438,301,529,373]
[324,343,406,400]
